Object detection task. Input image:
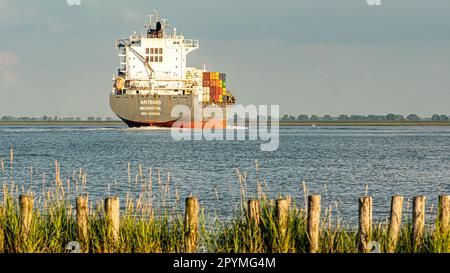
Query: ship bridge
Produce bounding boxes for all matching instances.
[113,9,200,95]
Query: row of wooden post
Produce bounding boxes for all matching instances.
[358,195,450,253]
[247,195,450,253]
[15,195,200,252]
[12,194,450,253]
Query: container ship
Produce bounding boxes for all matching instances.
[109,10,236,128]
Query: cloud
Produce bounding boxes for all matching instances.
[0,50,20,85]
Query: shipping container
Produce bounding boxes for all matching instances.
[216,88,221,102]
[203,79,210,87]
[214,87,220,102]
[203,72,210,80]
[219,73,226,81]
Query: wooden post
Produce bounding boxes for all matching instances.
[76,196,89,242]
[247,199,260,227]
[19,195,34,240]
[387,196,403,253]
[358,196,372,253]
[307,195,321,253]
[276,198,289,236]
[105,197,120,245]
[413,196,426,252]
[276,198,290,253]
[184,197,199,253]
[438,195,450,235]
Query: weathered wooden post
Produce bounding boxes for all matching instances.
[413,196,426,252]
[438,195,450,235]
[76,196,89,242]
[19,195,34,240]
[387,195,403,253]
[105,197,120,246]
[275,198,290,252]
[276,198,289,236]
[307,195,321,253]
[247,199,260,227]
[184,197,199,253]
[358,196,372,253]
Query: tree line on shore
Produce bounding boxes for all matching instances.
[281,114,450,122]
[0,116,115,122]
[2,114,450,123]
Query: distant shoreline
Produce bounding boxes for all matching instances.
[278,121,450,126]
[0,121,126,126]
[1,120,450,126]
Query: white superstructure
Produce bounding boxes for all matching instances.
[114,9,203,97]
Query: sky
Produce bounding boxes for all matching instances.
[0,0,450,118]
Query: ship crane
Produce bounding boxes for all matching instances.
[122,41,155,91]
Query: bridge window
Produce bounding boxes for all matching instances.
[150,48,154,54]
[159,56,163,62]
[146,48,149,54]
[150,56,154,62]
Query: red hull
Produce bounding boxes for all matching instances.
[122,118,227,129]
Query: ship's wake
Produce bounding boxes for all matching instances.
[124,125,246,132]
[124,126,173,131]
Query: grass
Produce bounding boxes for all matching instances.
[0,148,450,253]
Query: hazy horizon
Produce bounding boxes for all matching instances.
[1,0,450,118]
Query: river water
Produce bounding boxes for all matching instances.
[1,125,449,224]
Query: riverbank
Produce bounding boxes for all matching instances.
[1,186,449,253]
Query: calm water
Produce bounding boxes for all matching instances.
[1,125,450,224]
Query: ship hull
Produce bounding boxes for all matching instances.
[109,94,228,129]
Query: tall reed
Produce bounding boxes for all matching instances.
[0,149,449,253]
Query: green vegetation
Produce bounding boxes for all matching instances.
[0,116,116,122]
[0,152,449,253]
[278,120,450,126]
[282,113,450,122]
